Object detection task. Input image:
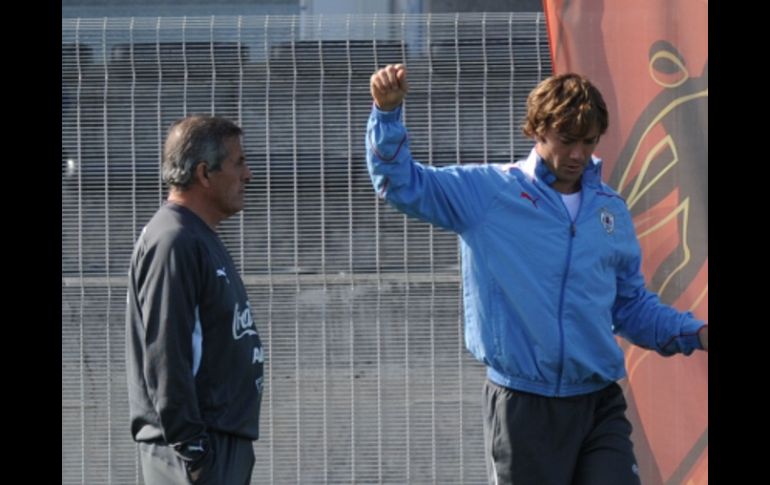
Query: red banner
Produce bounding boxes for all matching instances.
[543,1,708,483]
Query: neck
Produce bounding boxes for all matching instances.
[552,181,581,194]
[168,189,222,230]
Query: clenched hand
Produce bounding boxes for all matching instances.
[370,64,409,112]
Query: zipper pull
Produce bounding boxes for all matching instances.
[570,223,576,237]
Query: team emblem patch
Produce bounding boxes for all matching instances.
[600,208,615,234]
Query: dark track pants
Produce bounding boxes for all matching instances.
[483,379,642,485]
[139,431,255,485]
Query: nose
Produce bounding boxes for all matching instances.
[569,144,588,161]
[244,164,252,182]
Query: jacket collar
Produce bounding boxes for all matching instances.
[519,147,604,190]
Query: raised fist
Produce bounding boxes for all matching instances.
[370,64,409,111]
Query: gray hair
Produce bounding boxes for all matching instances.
[162,115,243,189]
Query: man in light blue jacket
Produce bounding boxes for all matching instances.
[367,64,708,485]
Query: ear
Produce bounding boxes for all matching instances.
[195,162,211,187]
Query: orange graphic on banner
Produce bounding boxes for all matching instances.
[544,1,708,483]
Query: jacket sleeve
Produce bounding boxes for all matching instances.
[135,234,209,451]
[365,104,502,234]
[611,224,706,356]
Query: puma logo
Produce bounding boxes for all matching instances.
[520,191,539,208]
[216,267,230,284]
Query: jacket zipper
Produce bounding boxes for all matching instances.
[555,195,580,396]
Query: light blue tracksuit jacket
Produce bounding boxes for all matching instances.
[366,105,705,397]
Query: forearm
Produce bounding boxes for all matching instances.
[145,335,208,444]
[366,104,410,197]
[141,281,207,446]
[613,287,706,356]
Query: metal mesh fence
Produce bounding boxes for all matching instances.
[62,13,552,484]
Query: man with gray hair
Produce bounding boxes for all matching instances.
[126,115,264,484]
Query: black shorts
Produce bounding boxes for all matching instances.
[482,379,641,485]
